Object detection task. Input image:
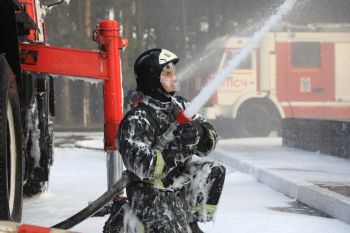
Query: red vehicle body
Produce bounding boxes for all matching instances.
[183,23,350,157]
[0,0,125,222]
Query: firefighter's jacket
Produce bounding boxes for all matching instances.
[116,94,221,232]
[117,94,218,186]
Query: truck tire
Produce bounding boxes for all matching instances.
[236,102,273,137]
[211,118,239,139]
[23,75,54,197]
[0,57,23,221]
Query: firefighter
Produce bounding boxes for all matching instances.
[105,48,225,233]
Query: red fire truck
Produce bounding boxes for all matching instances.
[0,0,125,222]
[184,24,350,148]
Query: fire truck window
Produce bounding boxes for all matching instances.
[291,42,321,68]
[197,48,223,76]
[226,50,252,69]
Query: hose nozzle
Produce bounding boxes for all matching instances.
[154,110,192,150]
[176,110,192,125]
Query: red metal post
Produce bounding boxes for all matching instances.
[98,20,124,151]
[20,20,125,152]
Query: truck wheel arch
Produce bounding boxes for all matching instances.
[232,93,283,137]
[231,92,284,119]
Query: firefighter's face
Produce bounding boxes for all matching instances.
[160,63,177,92]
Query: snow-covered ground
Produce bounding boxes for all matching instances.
[22,134,350,233]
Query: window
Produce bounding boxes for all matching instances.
[291,42,321,68]
[190,48,224,77]
[226,49,252,70]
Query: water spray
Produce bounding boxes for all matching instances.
[183,0,298,119]
[177,48,218,81]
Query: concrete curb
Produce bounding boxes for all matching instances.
[213,149,350,225]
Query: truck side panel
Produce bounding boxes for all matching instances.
[276,42,335,102]
[276,35,350,121]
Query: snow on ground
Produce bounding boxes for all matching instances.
[200,170,350,233]
[216,137,350,184]
[22,136,350,233]
[22,148,108,232]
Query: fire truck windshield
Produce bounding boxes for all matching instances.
[224,49,252,70]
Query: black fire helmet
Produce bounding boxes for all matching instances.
[134,48,179,94]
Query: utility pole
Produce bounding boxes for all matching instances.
[82,0,92,127]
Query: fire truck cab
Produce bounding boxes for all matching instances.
[188,24,350,139]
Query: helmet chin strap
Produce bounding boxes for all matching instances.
[148,88,175,102]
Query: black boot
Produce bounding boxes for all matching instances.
[103,198,128,233]
[189,221,204,233]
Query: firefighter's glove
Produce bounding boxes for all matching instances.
[168,101,183,123]
[175,121,204,148]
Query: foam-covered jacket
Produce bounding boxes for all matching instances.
[117,94,218,187]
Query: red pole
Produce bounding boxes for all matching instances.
[98,20,124,151]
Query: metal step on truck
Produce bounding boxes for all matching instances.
[0,0,126,226]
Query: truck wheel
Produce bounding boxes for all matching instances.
[236,103,273,137]
[23,103,47,197]
[23,76,54,197]
[212,118,239,139]
[0,58,23,221]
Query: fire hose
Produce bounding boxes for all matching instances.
[52,111,191,230]
[52,171,139,230]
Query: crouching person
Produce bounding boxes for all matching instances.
[104,48,226,233]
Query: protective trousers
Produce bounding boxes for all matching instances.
[126,159,226,233]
